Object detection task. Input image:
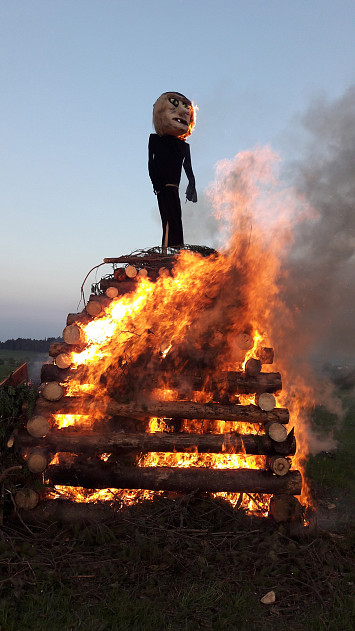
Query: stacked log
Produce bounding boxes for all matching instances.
[13,250,303,522]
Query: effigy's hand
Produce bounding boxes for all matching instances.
[186,183,197,203]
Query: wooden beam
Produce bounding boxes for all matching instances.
[16,429,296,456]
[47,463,302,494]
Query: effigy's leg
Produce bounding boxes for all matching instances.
[157,188,184,247]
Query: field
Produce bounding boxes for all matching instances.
[0,350,47,382]
[0,379,354,630]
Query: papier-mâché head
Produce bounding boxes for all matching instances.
[153,92,195,139]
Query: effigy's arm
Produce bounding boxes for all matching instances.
[183,144,197,202]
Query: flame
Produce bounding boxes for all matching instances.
[54,414,91,429]
[187,101,198,137]
[50,146,318,515]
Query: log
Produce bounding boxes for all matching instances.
[55,353,73,369]
[138,268,148,278]
[7,432,17,448]
[106,400,289,424]
[63,324,85,345]
[99,278,138,295]
[15,500,122,523]
[41,363,70,384]
[86,295,111,317]
[268,494,304,522]
[33,396,289,424]
[267,456,291,476]
[256,393,276,411]
[85,301,104,317]
[125,265,137,278]
[26,416,50,438]
[235,333,254,351]
[158,267,170,278]
[104,256,173,265]
[42,382,64,402]
[265,422,287,443]
[49,342,83,358]
[51,366,281,396]
[245,358,262,376]
[148,371,281,395]
[33,395,104,416]
[256,347,274,364]
[45,360,85,383]
[27,450,48,473]
[210,372,281,395]
[14,489,39,510]
[274,428,295,455]
[47,463,302,494]
[114,267,126,280]
[16,429,295,456]
[66,311,90,326]
[105,286,119,298]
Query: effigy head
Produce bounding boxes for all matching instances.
[153,92,196,139]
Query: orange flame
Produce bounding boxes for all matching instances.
[51,146,318,515]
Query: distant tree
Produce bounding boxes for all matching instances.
[0,337,63,352]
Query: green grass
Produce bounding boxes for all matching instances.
[306,392,355,502]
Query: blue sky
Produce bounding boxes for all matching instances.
[1,0,354,341]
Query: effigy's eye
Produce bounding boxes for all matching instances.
[183,102,190,110]
[168,97,179,107]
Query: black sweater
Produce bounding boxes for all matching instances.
[148,133,196,195]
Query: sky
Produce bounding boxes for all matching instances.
[0,0,354,346]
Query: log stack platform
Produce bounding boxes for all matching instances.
[13,247,303,523]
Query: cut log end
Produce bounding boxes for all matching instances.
[105,286,119,298]
[245,358,262,377]
[269,495,304,523]
[63,324,85,346]
[265,421,288,443]
[267,455,291,476]
[235,332,254,351]
[42,382,64,402]
[86,300,103,316]
[26,416,51,438]
[55,353,72,369]
[27,451,48,474]
[256,347,274,364]
[125,265,137,278]
[15,489,40,511]
[257,393,276,411]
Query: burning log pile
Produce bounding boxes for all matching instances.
[14,247,304,522]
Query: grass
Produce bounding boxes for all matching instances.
[0,497,354,631]
[306,391,355,520]
[0,350,46,381]
[0,388,354,630]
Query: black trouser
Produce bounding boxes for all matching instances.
[157,186,184,247]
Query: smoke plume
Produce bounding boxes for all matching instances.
[186,85,355,368]
[281,85,355,365]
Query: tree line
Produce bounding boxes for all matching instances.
[0,338,62,352]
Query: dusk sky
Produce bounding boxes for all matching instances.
[1,0,354,342]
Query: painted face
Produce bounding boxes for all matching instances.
[153,92,195,139]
